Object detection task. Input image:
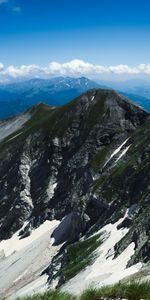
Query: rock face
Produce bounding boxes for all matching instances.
[0,89,150,290]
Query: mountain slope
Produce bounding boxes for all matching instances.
[0,89,149,299]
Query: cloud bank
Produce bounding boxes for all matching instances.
[0,59,150,83]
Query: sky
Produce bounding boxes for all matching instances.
[0,0,150,82]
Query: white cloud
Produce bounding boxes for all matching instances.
[0,63,4,71]
[0,60,150,83]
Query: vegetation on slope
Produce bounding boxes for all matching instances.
[62,233,102,280]
[18,281,150,300]
[90,147,109,170]
[0,100,76,156]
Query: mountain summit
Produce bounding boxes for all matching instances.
[0,89,149,298]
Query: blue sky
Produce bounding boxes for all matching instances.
[0,0,150,81]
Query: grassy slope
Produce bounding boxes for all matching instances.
[0,101,76,156]
[92,117,150,192]
[19,281,150,300]
[62,234,102,280]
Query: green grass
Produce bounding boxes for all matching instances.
[90,147,109,170]
[62,234,102,280]
[0,101,76,156]
[17,281,150,300]
[85,96,105,128]
[18,290,76,300]
[82,281,150,300]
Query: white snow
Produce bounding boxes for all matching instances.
[0,208,143,298]
[91,96,95,101]
[115,145,131,163]
[0,113,31,142]
[11,274,49,299]
[13,269,28,283]
[0,219,61,299]
[61,209,142,295]
[0,220,59,257]
[104,138,129,167]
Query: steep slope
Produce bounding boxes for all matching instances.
[0,89,149,298]
[0,110,32,142]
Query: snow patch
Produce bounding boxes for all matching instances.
[104,138,129,167]
[11,274,49,299]
[13,269,28,283]
[0,219,61,299]
[115,145,131,163]
[0,113,31,142]
[0,220,59,257]
[61,209,142,295]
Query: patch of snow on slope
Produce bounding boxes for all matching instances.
[61,209,142,295]
[91,96,95,101]
[0,220,59,257]
[104,138,129,167]
[0,113,31,142]
[0,219,61,299]
[13,269,28,283]
[115,145,131,163]
[11,274,49,300]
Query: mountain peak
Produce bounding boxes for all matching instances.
[0,88,150,297]
[72,88,148,129]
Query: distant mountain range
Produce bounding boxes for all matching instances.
[100,79,150,112]
[0,77,101,119]
[0,76,150,119]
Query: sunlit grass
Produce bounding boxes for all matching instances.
[18,280,150,300]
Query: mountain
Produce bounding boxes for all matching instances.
[0,77,101,119]
[0,76,150,121]
[0,89,150,299]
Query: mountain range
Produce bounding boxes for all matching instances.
[0,89,150,299]
[0,77,100,119]
[0,76,150,120]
